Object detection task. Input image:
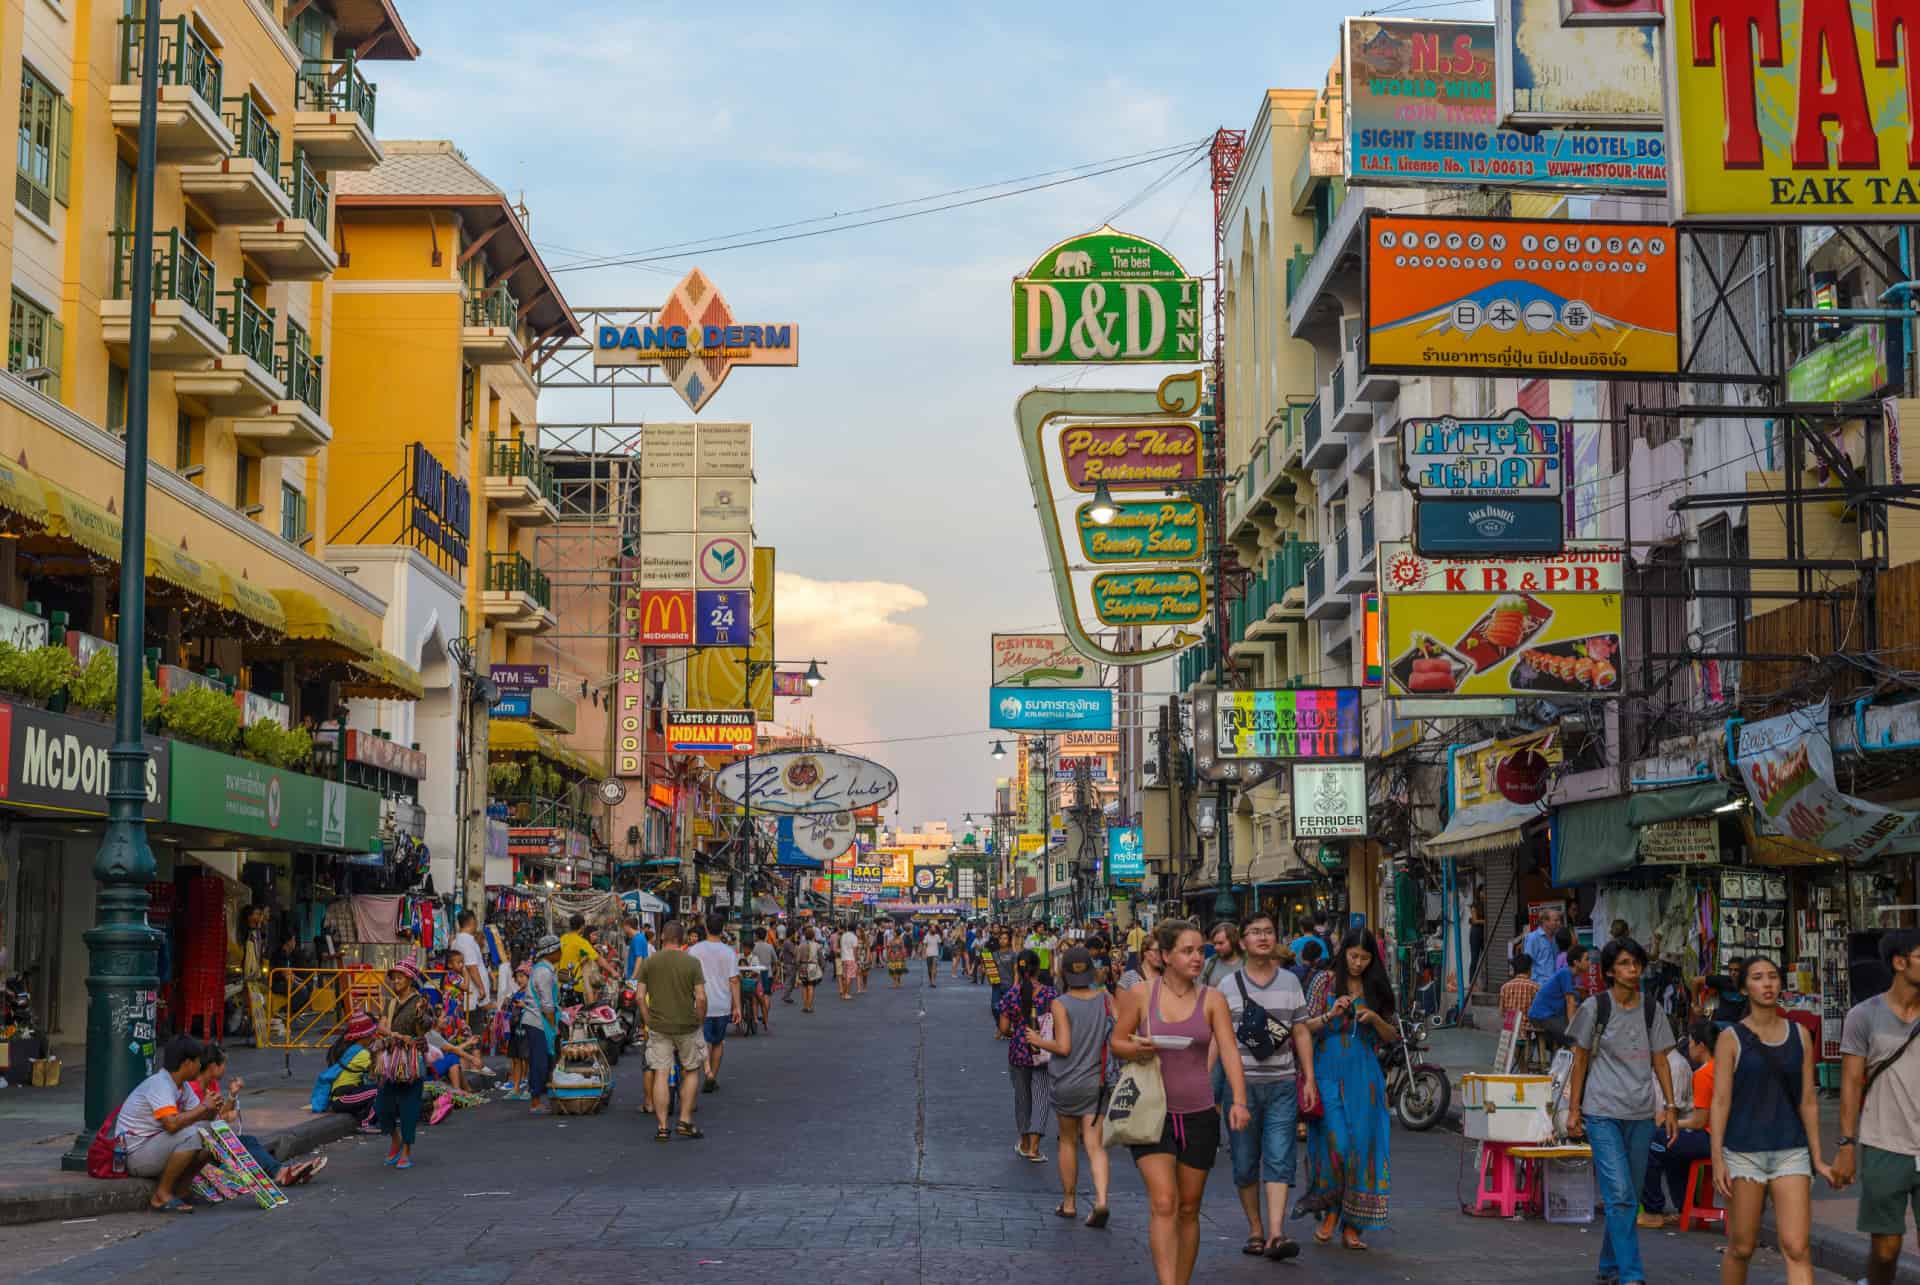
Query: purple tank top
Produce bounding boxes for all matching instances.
[1149,978,1214,1114]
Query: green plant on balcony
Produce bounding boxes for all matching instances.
[0,643,77,704]
[160,682,240,750]
[489,761,522,792]
[242,718,312,769]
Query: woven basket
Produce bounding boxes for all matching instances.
[552,1090,604,1115]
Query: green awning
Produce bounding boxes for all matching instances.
[1552,797,1638,886]
[1626,782,1733,827]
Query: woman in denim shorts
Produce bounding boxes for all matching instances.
[1708,956,1833,1285]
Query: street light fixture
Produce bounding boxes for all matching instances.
[804,659,824,688]
[1088,481,1119,526]
[991,740,1008,760]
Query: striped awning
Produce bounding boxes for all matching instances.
[43,485,122,561]
[219,570,288,633]
[145,537,225,609]
[269,588,379,660]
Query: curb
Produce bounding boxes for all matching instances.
[0,1113,356,1228]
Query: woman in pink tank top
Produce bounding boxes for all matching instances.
[1112,920,1250,1285]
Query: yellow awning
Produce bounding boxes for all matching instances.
[486,720,604,779]
[0,459,50,528]
[219,570,287,633]
[43,485,122,562]
[269,588,378,660]
[343,648,425,701]
[145,537,225,609]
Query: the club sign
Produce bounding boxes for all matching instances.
[712,750,899,815]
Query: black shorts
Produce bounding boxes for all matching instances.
[507,1030,527,1059]
[1130,1108,1221,1171]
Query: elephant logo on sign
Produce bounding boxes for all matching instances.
[1054,249,1093,277]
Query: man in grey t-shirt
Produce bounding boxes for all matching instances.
[1833,928,1920,1283]
[1566,939,1677,1285]
[1221,913,1318,1260]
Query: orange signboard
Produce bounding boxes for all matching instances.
[1363,213,1678,379]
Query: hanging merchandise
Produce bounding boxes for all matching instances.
[1714,870,1787,974]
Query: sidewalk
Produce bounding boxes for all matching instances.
[0,1043,352,1226]
[1421,1011,1914,1283]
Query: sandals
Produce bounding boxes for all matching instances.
[149,1197,194,1215]
[675,1122,704,1139]
[1343,1234,1369,1252]
[1085,1206,1109,1229]
[1052,1204,1077,1220]
[654,1126,671,1142]
[1266,1237,1301,1261]
[1242,1236,1267,1256]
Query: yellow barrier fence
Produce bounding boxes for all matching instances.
[262,965,452,1052]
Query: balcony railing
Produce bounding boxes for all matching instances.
[218,282,275,367]
[224,94,280,172]
[111,228,217,323]
[1336,526,1350,580]
[1303,396,1323,459]
[1360,501,1376,563]
[1331,361,1347,415]
[278,329,323,411]
[487,553,552,610]
[487,435,556,501]
[465,284,519,329]
[295,55,377,129]
[1283,246,1313,307]
[119,15,222,110]
[282,151,328,234]
[1305,552,1326,605]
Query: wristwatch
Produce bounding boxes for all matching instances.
[1837,1135,1856,1147]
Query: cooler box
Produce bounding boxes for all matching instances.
[1461,1073,1555,1143]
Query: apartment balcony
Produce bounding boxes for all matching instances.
[1272,538,1316,619]
[1302,395,1344,470]
[1355,338,1401,403]
[178,97,293,223]
[236,153,336,280]
[293,56,382,171]
[173,282,283,413]
[1305,549,1347,620]
[485,436,559,525]
[102,229,224,369]
[1331,522,1375,596]
[232,334,328,456]
[485,553,557,632]
[1328,346,1374,433]
[463,286,525,363]
[1270,404,1305,473]
[1290,138,1345,215]
[111,17,231,162]
[1359,500,1377,570]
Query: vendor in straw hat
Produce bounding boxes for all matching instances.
[376,957,435,1169]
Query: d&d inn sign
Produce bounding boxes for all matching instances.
[1013,227,1202,364]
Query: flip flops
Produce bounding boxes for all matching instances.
[1052,1204,1077,1220]
[1242,1236,1267,1255]
[1266,1237,1301,1261]
[149,1198,193,1215]
[1085,1206,1110,1229]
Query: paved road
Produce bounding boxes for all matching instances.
[0,968,1840,1283]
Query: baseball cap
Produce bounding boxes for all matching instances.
[1059,947,1096,985]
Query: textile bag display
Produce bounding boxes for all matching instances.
[1102,998,1167,1147]
[374,1036,422,1084]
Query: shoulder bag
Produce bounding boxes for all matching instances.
[1865,1015,1920,1098]
[1103,985,1168,1146]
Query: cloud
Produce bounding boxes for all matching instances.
[774,573,928,652]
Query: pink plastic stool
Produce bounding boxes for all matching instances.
[1473,1141,1536,1216]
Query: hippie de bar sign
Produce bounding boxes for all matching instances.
[1403,410,1566,556]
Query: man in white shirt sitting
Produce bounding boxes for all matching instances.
[116,1035,222,1212]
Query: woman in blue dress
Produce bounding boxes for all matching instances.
[1300,927,1396,1251]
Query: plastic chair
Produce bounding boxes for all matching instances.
[1678,1157,1725,1231]
[1473,1141,1536,1217]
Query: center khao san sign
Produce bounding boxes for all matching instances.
[1013,227,1202,364]
[1665,0,1920,220]
[593,268,798,410]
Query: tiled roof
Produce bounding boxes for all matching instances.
[334,141,504,200]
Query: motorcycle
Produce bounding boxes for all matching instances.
[1381,1014,1451,1131]
[557,980,630,1063]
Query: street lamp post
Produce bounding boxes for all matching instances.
[738,656,825,946]
[64,0,165,1170]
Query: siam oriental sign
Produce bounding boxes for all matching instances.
[1059,422,1201,490]
[1666,0,1920,220]
[1013,227,1202,364]
[592,268,799,410]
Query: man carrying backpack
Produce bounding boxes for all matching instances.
[1566,938,1679,1285]
[1221,911,1318,1261]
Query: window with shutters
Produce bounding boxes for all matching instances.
[280,482,308,544]
[15,65,70,222]
[289,6,329,58]
[176,412,202,481]
[235,452,258,515]
[106,363,128,435]
[7,290,61,397]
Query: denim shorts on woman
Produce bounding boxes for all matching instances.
[1721,1146,1812,1184]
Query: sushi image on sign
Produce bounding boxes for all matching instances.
[1378,542,1623,698]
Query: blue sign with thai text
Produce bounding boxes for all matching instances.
[1414,497,1565,557]
[989,687,1114,732]
[1107,825,1145,883]
[695,589,751,647]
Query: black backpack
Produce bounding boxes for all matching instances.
[1591,990,1659,1045]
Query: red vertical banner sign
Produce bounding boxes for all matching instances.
[615,556,646,777]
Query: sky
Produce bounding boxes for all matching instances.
[374,0,1494,828]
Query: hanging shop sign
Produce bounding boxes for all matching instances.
[1107,825,1145,883]
[1013,227,1202,364]
[1379,541,1623,697]
[989,687,1115,732]
[490,663,549,689]
[1416,498,1566,556]
[779,810,857,862]
[664,709,756,755]
[685,547,776,720]
[1562,0,1663,24]
[1735,700,1920,863]
[591,269,799,410]
[1055,755,1109,781]
[1343,18,1667,191]
[615,559,647,778]
[1785,325,1895,405]
[1059,422,1202,491]
[490,691,530,718]
[696,535,751,589]
[694,588,751,647]
[1403,412,1564,498]
[1364,592,1384,686]
[1638,816,1719,864]
[1090,570,1206,625]
[641,423,698,477]
[0,701,167,819]
[637,588,695,646]
[407,443,470,568]
[1197,687,1365,764]
[1076,499,1204,563]
[1364,214,1680,378]
[1495,0,1664,128]
[1435,728,1563,847]
[991,633,1097,689]
[1291,762,1370,839]
[508,826,561,858]
[771,671,812,697]
[639,535,696,589]
[696,478,752,532]
[1665,0,1920,220]
[714,750,900,815]
[647,781,676,811]
[1017,833,1046,854]
[168,742,379,851]
[0,603,49,651]
[344,730,427,781]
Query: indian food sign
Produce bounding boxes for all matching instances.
[1379,542,1624,698]
[1013,228,1202,364]
[1365,213,1679,378]
[1666,0,1920,220]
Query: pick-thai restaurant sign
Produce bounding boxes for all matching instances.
[1292,762,1369,839]
[1665,0,1920,221]
[1013,227,1202,364]
[1343,18,1667,190]
[1365,213,1680,378]
[1059,422,1201,491]
[1495,0,1663,128]
[1380,542,1623,698]
[991,633,1098,688]
[713,750,900,815]
[1076,499,1203,563]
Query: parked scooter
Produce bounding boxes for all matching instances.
[1381,1014,1451,1130]
[558,979,630,1063]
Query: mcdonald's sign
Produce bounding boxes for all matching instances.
[639,589,694,645]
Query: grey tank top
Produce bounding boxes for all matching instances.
[1053,991,1113,1092]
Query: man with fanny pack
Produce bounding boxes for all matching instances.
[1833,927,1920,1285]
[1221,911,1318,1262]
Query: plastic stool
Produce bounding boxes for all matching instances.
[1678,1157,1725,1231]
[1474,1141,1536,1217]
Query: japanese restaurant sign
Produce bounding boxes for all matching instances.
[1059,422,1202,491]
